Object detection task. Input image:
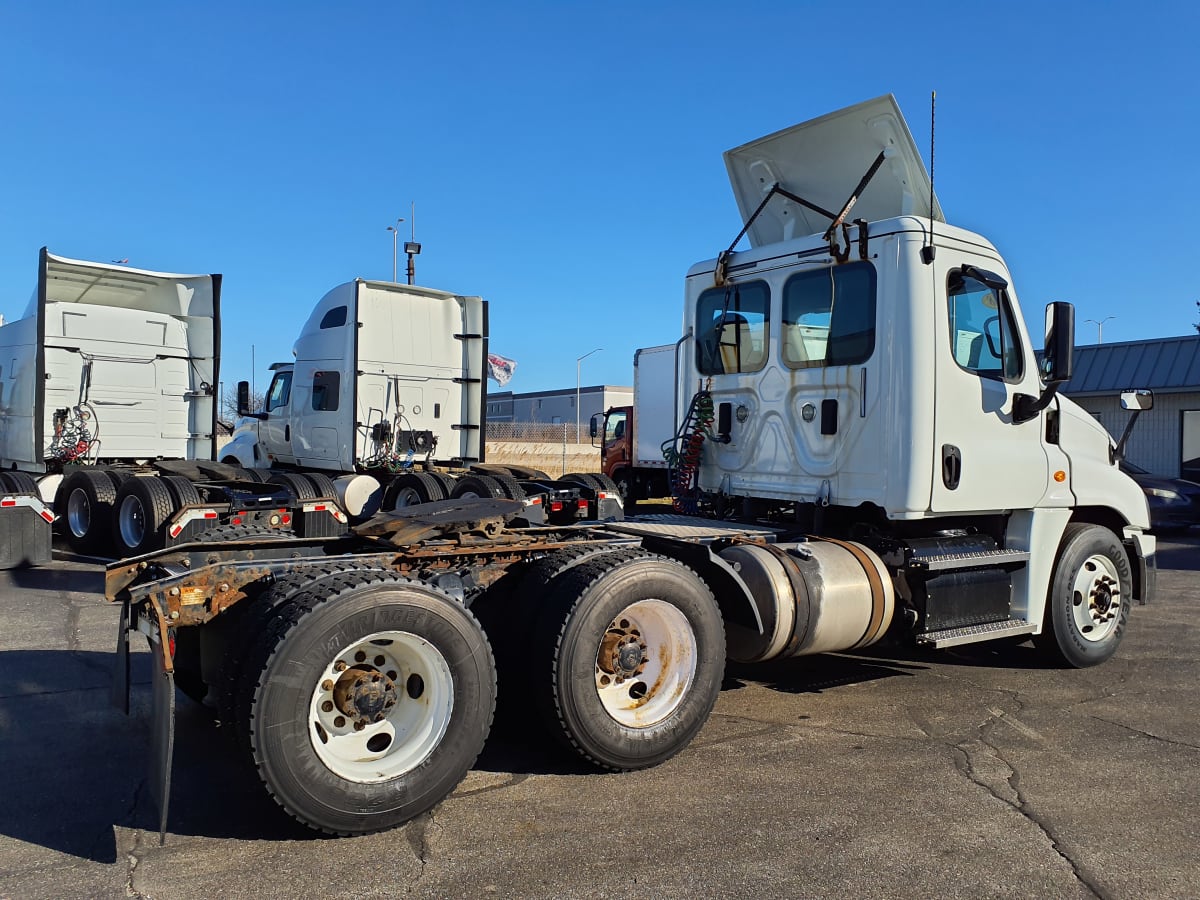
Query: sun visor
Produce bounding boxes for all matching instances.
[723,94,944,248]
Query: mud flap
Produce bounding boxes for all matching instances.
[149,631,176,845]
[111,601,131,714]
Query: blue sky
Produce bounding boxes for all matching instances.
[2,2,1197,395]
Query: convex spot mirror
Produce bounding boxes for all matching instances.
[1120,389,1154,411]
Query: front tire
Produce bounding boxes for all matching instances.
[247,575,496,835]
[1034,523,1131,668]
[536,553,724,771]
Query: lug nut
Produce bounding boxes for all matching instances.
[354,720,366,731]
[334,716,346,728]
[334,661,347,672]
[321,700,334,713]
[322,679,334,692]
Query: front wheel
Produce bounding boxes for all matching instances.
[247,575,496,835]
[536,553,724,771]
[1034,523,1131,668]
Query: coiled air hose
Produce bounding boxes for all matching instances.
[663,390,714,514]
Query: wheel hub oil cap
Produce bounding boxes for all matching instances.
[333,668,397,720]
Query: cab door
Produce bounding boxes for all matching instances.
[930,258,1049,512]
[260,369,295,466]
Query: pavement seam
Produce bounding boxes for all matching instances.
[1082,714,1200,751]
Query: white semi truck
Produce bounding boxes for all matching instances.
[0,250,229,564]
[105,95,1155,840]
[219,278,620,521]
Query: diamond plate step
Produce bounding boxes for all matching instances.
[917,618,1037,649]
[908,548,1030,573]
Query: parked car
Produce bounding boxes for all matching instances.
[1121,461,1200,532]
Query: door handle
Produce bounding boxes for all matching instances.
[284,424,291,442]
[942,444,961,490]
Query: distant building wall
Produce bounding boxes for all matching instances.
[486,386,632,440]
[1072,392,1200,478]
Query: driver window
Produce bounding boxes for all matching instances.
[947,271,1023,381]
[265,372,292,411]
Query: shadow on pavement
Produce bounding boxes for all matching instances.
[0,649,321,861]
[5,564,106,595]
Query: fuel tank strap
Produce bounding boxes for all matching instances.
[742,541,811,656]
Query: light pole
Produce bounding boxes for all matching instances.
[576,347,602,442]
[1084,316,1115,344]
[386,218,405,282]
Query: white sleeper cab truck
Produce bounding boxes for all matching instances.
[0,249,222,564]
[221,279,488,513]
[105,96,1153,842]
[221,279,617,521]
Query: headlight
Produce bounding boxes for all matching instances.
[1143,487,1182,500]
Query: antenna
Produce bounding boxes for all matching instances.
[921,90,937,265]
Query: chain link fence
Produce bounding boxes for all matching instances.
[485,421,598,477]
[486,421,591,444]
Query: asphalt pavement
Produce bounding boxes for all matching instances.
[1,533,1198,899]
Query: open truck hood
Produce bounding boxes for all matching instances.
[724,94,944,248]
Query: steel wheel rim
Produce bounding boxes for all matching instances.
[118,494,147,548]
[594,598,696,728]
[456,489,482,500]
[1070,553,1122,642]
[309,629,454,782]
[66,488,92,538]
[391,486,423,509]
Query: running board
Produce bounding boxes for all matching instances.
[917,618,1037,649]
[907,548,1030,573]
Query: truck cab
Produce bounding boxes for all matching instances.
[223,280,487,475]
[671,95,1154,658]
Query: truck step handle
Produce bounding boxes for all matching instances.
[452,377,482,384]
[453,333,483,340]
[451,423,480,430]
[942,444,961,490]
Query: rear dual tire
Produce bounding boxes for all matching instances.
[534,552,724,771]
[245,575,496,835]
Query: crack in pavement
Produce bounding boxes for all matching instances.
[1083,714,1200,751]
[403,811,436,881]
[124,829,145,899]
[953,699,1108,900]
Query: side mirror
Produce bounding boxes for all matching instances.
[237,381,252,422]
[589,413,601,440]
[1120,389,1153,411]
[1040,302,1074,384]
